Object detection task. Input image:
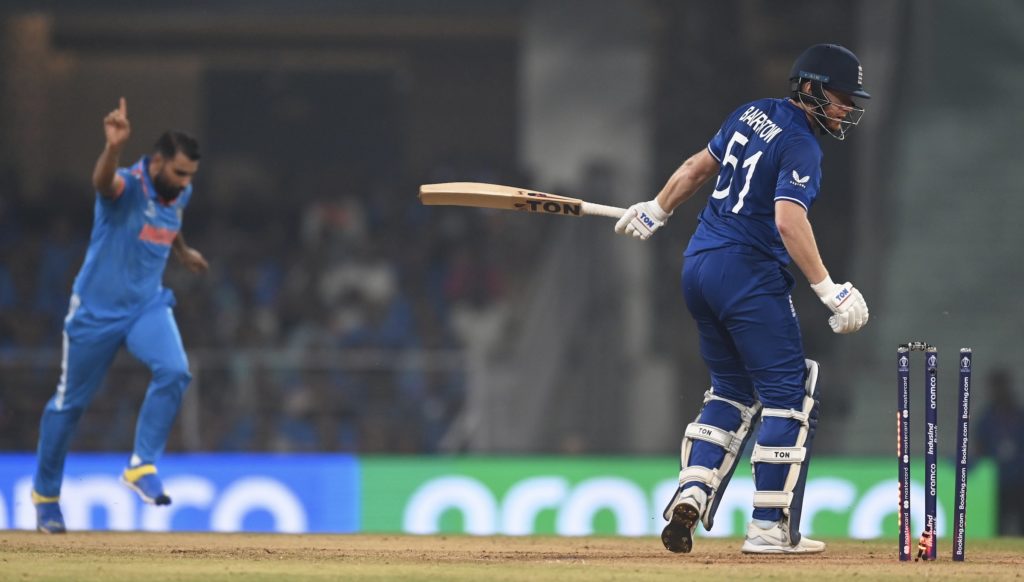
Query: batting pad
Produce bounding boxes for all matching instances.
[750,359,820,545]
[665,388,762,531]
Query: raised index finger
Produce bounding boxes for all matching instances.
[119,97,127,116]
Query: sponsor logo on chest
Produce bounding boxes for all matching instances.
[138,200,180,246]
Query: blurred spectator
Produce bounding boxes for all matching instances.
[976,368,1024,536]
[445,244,509,350]
[272,384,321,452]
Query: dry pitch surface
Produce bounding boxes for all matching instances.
[2,532,1022,581]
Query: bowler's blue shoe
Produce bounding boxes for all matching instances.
[121,464,171,505]
[32,491,66,534]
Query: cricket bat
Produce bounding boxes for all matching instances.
[418,182,626,219]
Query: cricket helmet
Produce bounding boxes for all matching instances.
[789,43,870,99]
[789,44,869,140]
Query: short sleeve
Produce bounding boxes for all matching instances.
[99,167,141,206]
[774,135,823,211]
[707,136,724,162]
[707,123,729,163]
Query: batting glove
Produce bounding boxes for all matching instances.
[811,276,869,334]
[614,199,671,240]
[828,311,865,334]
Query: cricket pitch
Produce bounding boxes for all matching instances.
[2,532,1022,581]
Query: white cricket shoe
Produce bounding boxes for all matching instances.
[661,487,706,553]
[741,520,825,554]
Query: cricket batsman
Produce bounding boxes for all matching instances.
[615,44,871,553]
[32,98,208,533]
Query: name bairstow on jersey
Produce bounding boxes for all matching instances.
[739,106,784,143]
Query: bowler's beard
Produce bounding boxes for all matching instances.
[153,173,183,202]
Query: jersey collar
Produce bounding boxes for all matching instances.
[138,155,181,207]
[782,98,815,133]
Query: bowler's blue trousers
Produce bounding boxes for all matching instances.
[34,290,191,497]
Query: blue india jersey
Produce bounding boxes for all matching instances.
[685,98,822,265]
[71,156,192,320]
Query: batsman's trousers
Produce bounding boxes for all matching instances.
[681,245,808,522]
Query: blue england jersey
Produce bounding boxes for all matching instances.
[71,156,192,320]
[685,98,822,265]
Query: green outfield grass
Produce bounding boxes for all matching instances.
[1,532,1022,581]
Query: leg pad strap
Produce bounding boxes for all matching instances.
[753,491,794,508]
[750,445,806,464]
[678,466,722,489]
[684,422,744,455]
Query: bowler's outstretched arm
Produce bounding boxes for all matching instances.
[93,97,130,199]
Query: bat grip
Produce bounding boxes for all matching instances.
[581,202,627,219]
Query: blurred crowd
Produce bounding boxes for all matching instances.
[0,158,547,455]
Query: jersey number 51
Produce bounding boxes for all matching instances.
[711,131,762,214]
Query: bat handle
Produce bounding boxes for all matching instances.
[581,202,627,219]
